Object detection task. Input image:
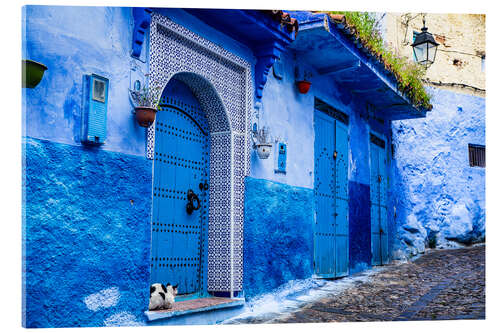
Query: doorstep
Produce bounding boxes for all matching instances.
[145,297,245,322]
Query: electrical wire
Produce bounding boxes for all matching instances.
[422,79,485,92]
[437,48,484,58]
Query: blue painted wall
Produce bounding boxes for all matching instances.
[21,4,403,319]
[22,6,148,156]
[23,137,152,327]
[243,177,314,298]
[391,87,485,258]
[248,47,386,292]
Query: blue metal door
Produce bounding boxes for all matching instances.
[151,79,209,296]
[314,108,349,278]
[370,133,388,265]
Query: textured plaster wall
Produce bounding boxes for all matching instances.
[23,137,152,328]
[22,6,150,156]
[243,177,314,298]
[383,13,485,96]
[248,53,381,293]
[253,50,368,189]
[391,87,485,258]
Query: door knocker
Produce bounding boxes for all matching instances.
[186,189,201,215]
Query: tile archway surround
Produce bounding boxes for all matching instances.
[146,12,253,293]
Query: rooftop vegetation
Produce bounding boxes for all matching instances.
[327,11,433,111]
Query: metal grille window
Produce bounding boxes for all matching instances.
[468,144,485,167]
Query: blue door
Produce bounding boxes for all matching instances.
[314,107,349,278]
[151,79,209,296]
[370,133,389,265]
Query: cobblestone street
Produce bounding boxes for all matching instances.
[231,245,485,324]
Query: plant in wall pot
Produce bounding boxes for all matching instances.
[296,68,312,94]
[129,85,161,127]
[22,59,48,88]
[252,126,272,159]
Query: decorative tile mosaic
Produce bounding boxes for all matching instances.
[148,12,252,292]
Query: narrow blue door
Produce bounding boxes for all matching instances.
[151,79,209,296]
[314,107,349,278]
[370,133,388,265]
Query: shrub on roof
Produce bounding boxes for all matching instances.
[327,11,433,111]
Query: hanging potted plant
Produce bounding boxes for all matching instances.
[252,126,272,159]
[296,69,312,94]
[22,59,48,88]
[129,86,161,127]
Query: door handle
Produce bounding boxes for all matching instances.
[199,181,209,191]
[186,189,201,214]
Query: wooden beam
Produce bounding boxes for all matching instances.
[318,60,361,76]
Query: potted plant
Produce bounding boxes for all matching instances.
[296,69,312,94]
[22,59,48,88]
[129,85,161,127]
[252,126,272,159]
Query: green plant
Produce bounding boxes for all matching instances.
[326,11,432,110]
[129,85,162,108]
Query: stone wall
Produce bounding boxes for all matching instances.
[382,13,485,96]
[391,87,485,258]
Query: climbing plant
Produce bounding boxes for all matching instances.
[327,11,433,110]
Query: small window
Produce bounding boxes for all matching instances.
[468,144,485,167]
[481,55,485,72]
[92,78,107,103]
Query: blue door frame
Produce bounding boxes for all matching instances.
[370,132,389,265]
[151,79,210,297]
[313,107,349,278]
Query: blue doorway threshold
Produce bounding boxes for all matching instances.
[145,297,245,325]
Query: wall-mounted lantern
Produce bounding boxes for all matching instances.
[411,16,439,68]
[251,124,273,159]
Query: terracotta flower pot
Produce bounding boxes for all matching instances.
[22,59,48,88]
[135,106,157,127]
[296,80,311,94]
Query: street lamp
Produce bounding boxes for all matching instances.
[411,16,439,68]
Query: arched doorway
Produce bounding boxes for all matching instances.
[151,77,210,296]
[148,13,253,296]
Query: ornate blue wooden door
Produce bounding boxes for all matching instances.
[370,133,389,265]
[151,79,209,295]
[314,108,349,278]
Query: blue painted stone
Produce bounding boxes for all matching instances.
[243,177,314,298]
[391,87,485,258]
[23,137,152,327]
[348,181,372,273]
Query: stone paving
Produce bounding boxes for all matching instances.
[231,245,485,324]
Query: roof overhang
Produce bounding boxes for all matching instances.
[185,9,296,102]
[289,12,429,120]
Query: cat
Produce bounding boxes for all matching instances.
[164,283,179,309]
[149,283,168,310]
[149,283,178,310]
